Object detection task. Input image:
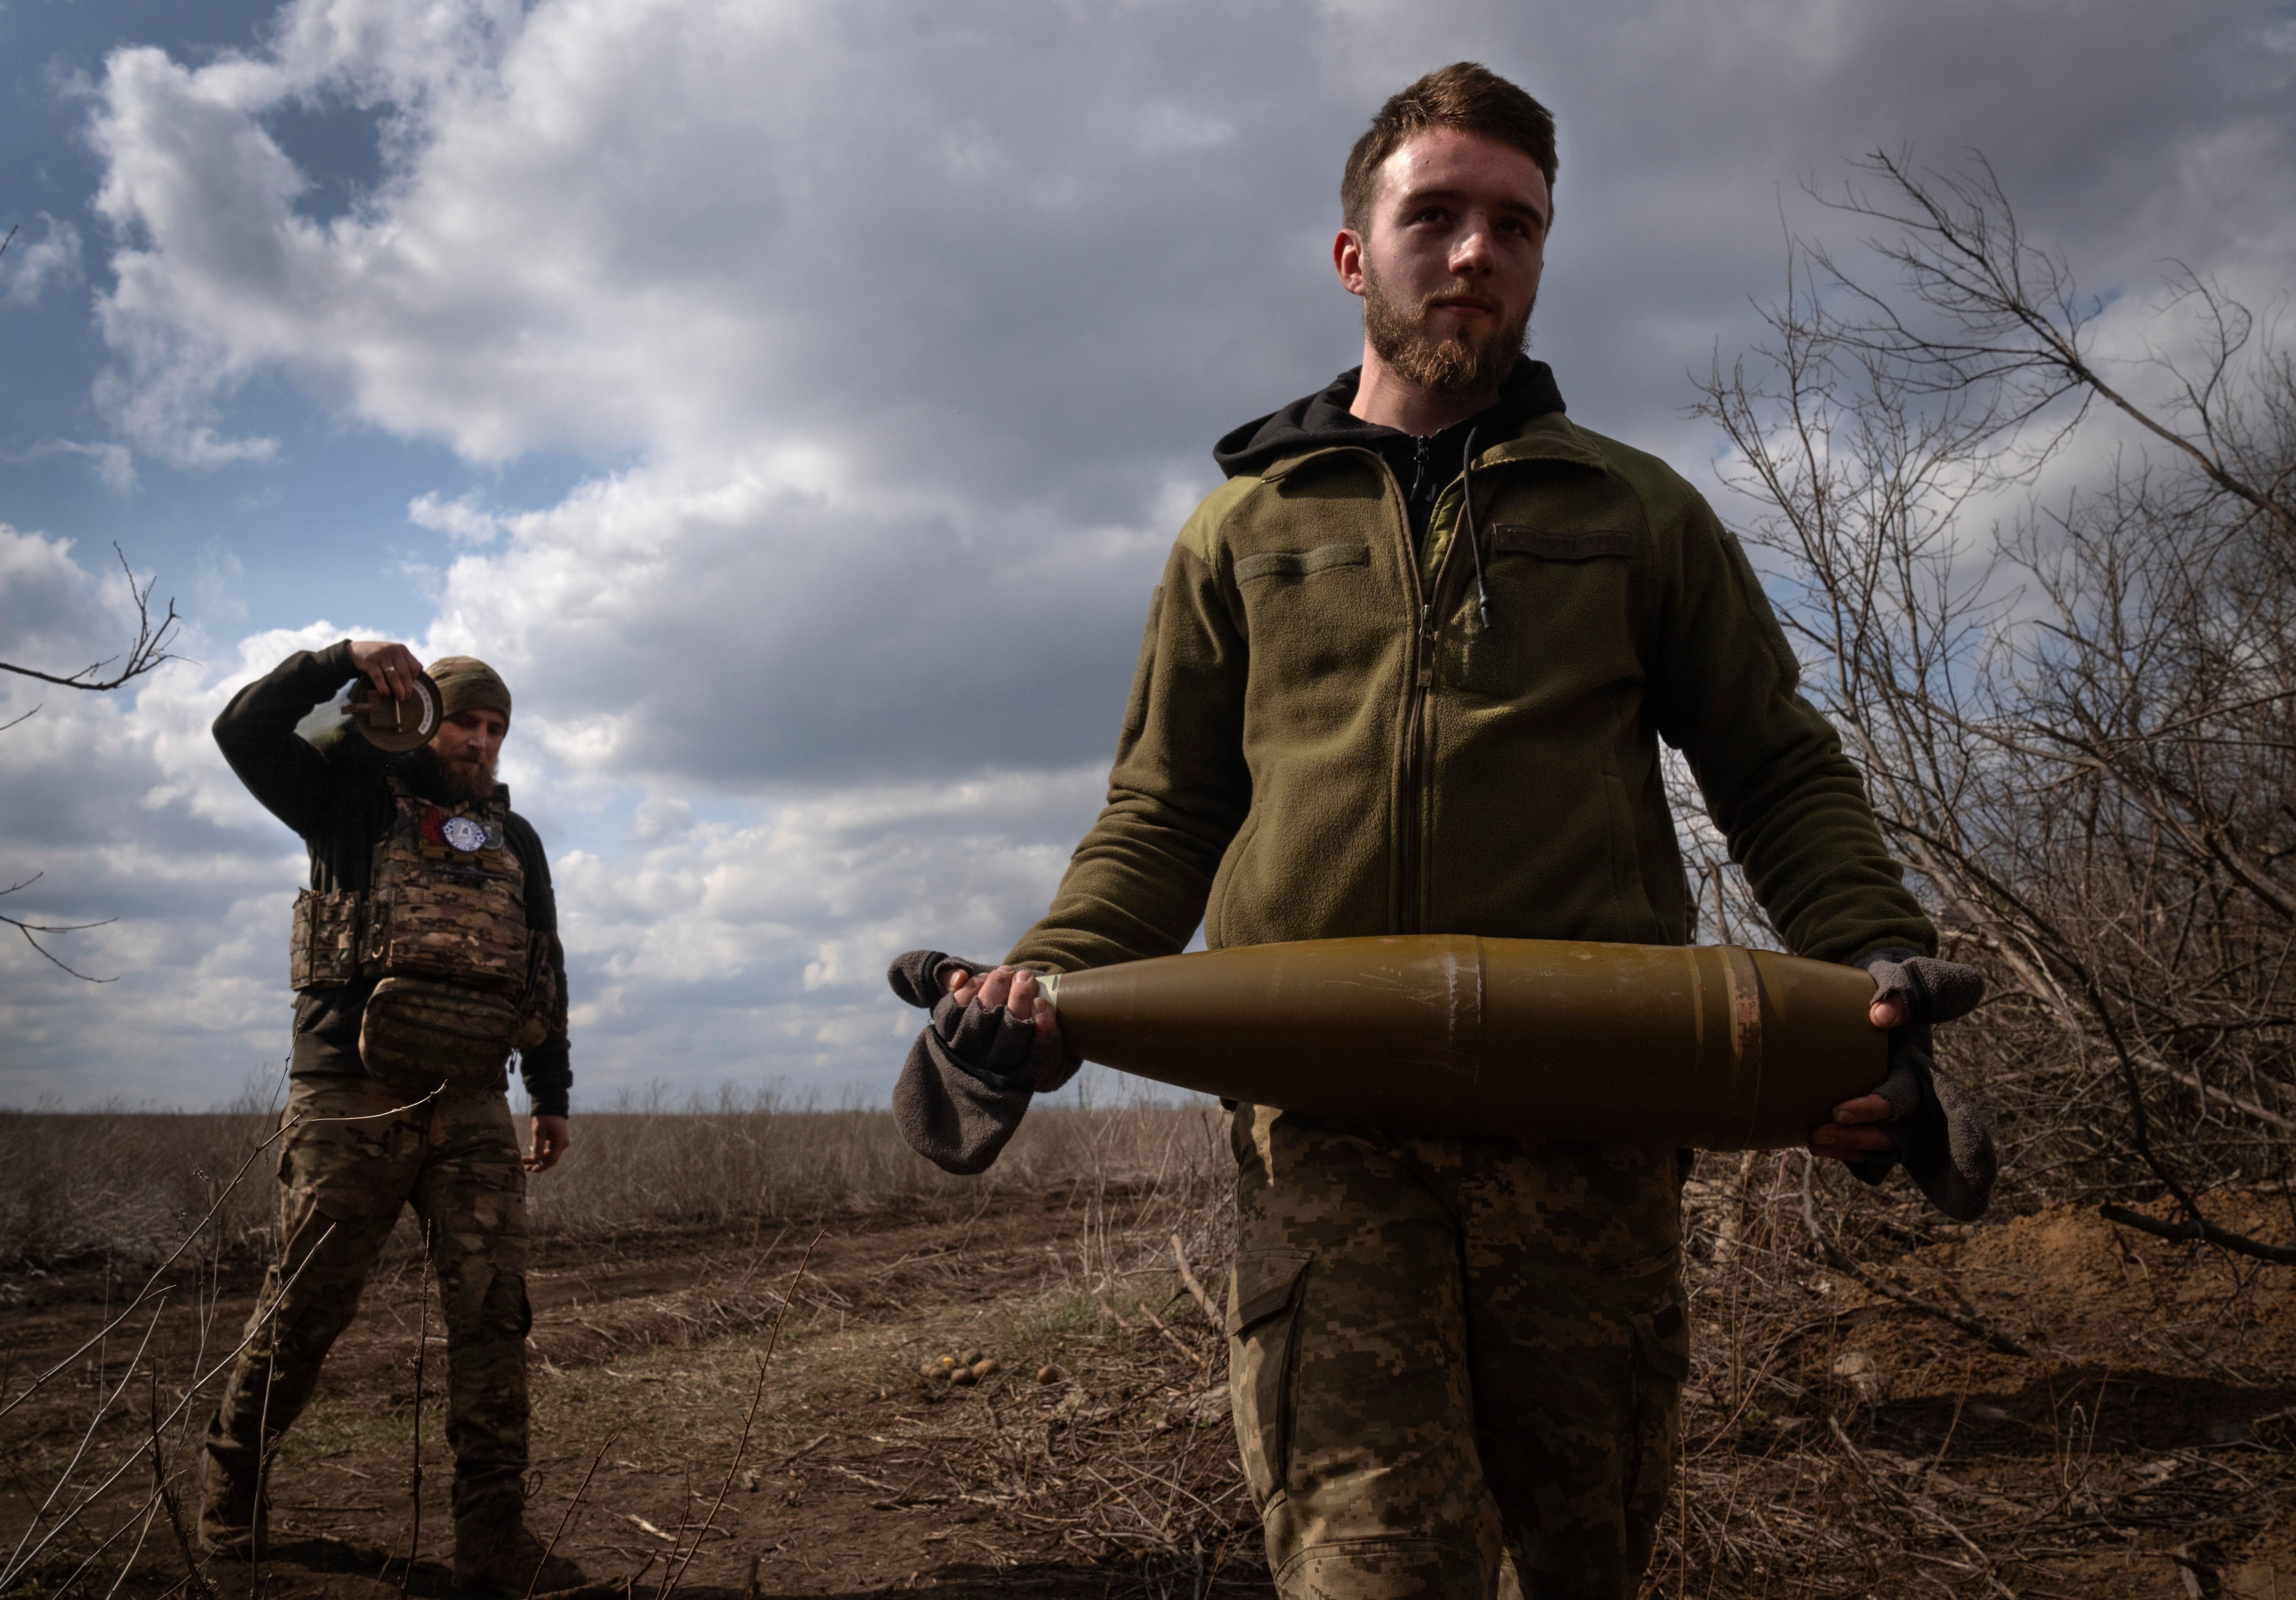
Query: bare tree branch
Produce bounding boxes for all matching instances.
[0,544,182,691]
[2099,1202,2296,1264]
[1,543,184,982]
[0,873,118,982]
[1700,149,2296,1262]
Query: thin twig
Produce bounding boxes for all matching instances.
[1169,1233,1220,1324]
[402,1220,434,1596]
[0,869,119,981]
[1799,1154,2043,1360]
[2,1302,168,1584]
[0,543,182,691]
[149,1372,222,1600]
[657,1227,823,1600]
[2,1090,439,1424]
[527,1432,617,1600]
[1827,1416,2019,1599]
[0,1224,340,1585]
[2100,1202,2296,1266]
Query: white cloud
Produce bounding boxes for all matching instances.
[407,490,505,544]
[11,438,139,494]
[15,0,2292,1107]
[1,215,84,307]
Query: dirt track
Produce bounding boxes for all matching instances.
[3,1185,1257,1599]
[9,1173,2296,1597]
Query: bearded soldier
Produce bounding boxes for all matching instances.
[201,639,582,1594]
[887,64,1991,1600]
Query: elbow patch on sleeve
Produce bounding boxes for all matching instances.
[1718,529,1802,689]
[1120,585,1164,745]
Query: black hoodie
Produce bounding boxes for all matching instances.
[1213,359,1568,546]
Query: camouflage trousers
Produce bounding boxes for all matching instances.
[204,1072,533,1521]
[1225,1105,1689,1600]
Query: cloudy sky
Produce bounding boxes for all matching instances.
[2,0,2290,1110]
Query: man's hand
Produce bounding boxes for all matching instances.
[943,963,1065,1080]
[525,1114,571,1173]
[1807,991,1911,1163]
[349,639,425,701]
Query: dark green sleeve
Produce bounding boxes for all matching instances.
[1006,539,1252,971]
[1648,492,1936,965]
[506,812,572,1119]
[212,640,362,842]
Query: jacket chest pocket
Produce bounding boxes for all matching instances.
[1233,543,1383,704]
[1455,525,1636,698]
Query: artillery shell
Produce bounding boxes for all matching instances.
[1032,935,1883,1151]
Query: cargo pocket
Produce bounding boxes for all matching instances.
[1226,1250,1312,1512]
[1626,1288,1690,1537]
[290,888,364,989]
[277,1119,404,1226]
[359,977,520,1089]
[512,935,562,1052]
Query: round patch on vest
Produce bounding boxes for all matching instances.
[441,815,488,853]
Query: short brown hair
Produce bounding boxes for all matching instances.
[1341,63,1557,236]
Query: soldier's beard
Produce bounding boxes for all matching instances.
[1362,262,1533,397]
[417,744,499,802]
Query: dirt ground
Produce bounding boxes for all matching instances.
[8,1173,2296,1598]
[4,1184,1258,1600]
[1665,1174,2296,1598]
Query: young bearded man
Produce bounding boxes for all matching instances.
[203,641,581,1595]
[887,63,1992,1600]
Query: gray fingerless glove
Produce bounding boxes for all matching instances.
[886,949,1077,1176]
[1848,949,1999,1220]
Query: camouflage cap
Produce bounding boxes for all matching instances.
[428,656,512,724]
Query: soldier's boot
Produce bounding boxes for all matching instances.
[194,1426,268,1558]
[451,1498,584,1596]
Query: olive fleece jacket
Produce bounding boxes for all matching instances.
[1008,367,1934,976]
[212,640,573,1117]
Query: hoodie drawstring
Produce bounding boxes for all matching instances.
[1461,427,1492,630]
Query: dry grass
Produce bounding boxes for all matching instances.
[0,1083,1247,1600]
[0,1072,1228,1271]
[7,1089,2296,1598]
[1655,1152,2296,1598]
[0,1107,280,1270]
[547,1075,1231,1244]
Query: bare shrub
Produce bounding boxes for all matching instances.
[1686,151,2296,1257]
[0,1108,280,1270]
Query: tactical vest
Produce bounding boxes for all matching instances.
[289,773,558,1087]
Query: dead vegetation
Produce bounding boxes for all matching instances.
[1684,150,2296,1260]
[8,1085,2296,1597]
[0,1086,1264,1600]
[0,1076,1225,1271]
[1658,1154,2296,1598]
